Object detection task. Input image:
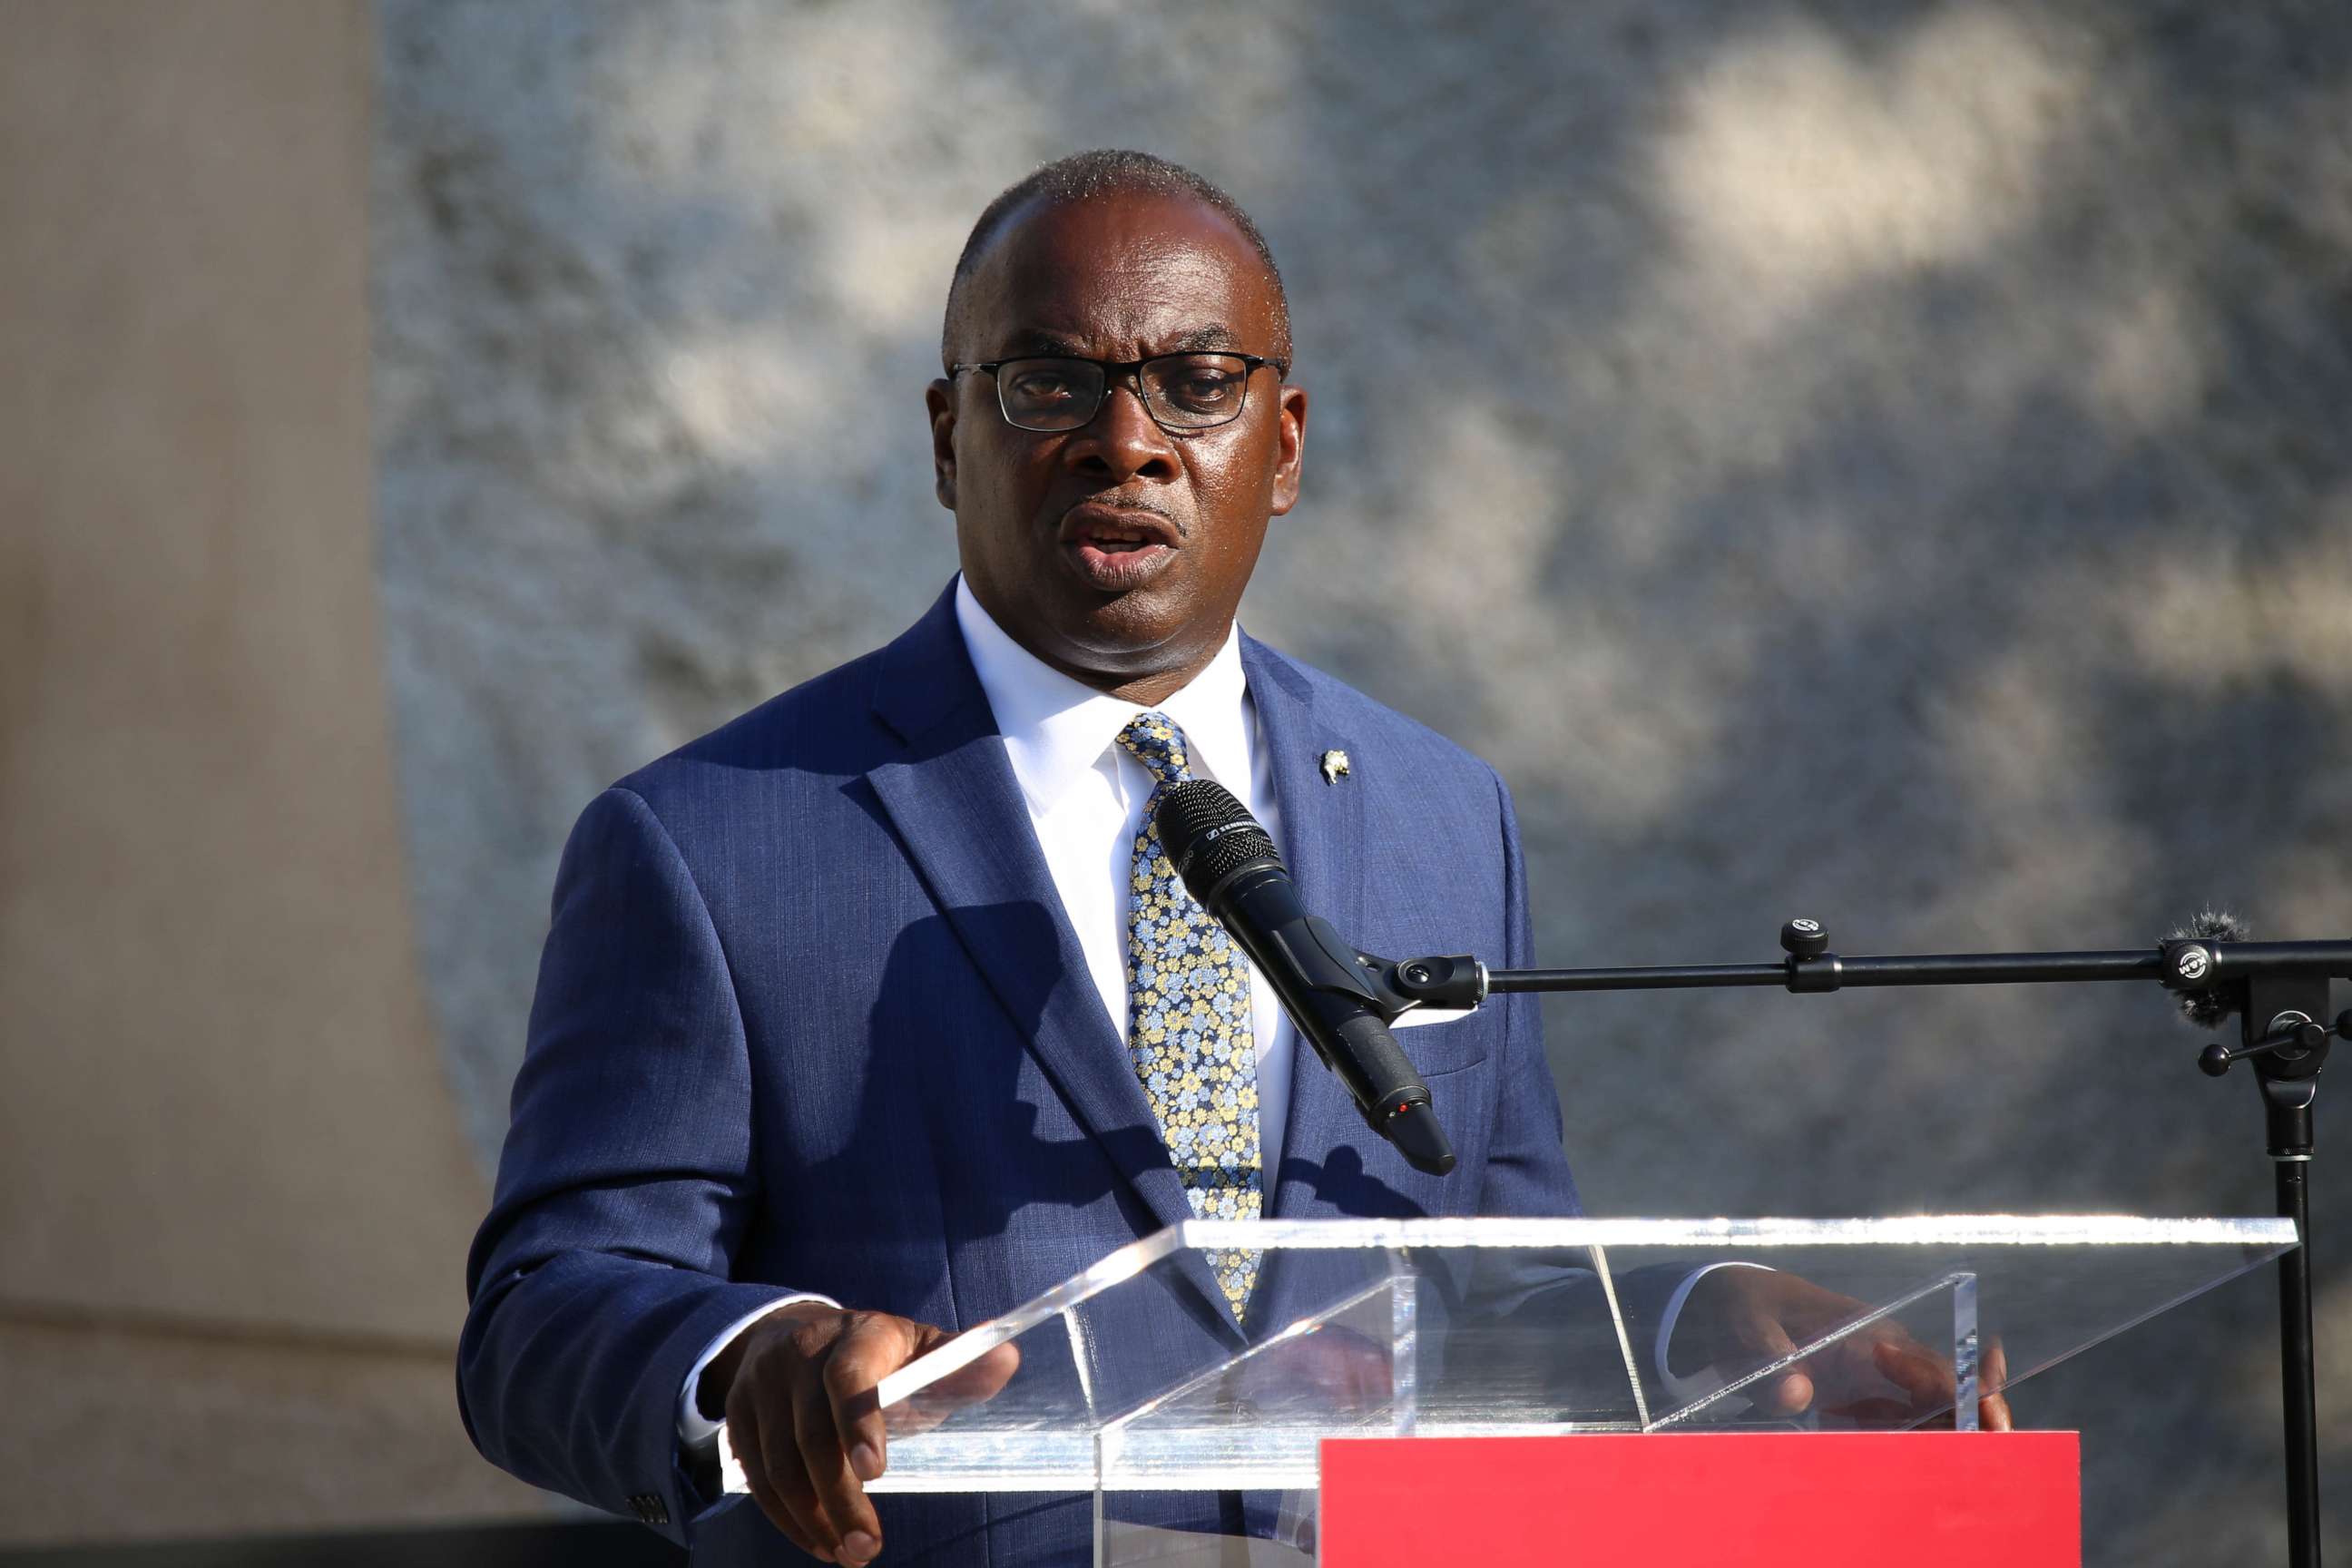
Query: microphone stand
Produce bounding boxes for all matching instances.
[1376,921,2349,1568]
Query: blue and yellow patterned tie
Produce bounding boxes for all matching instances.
[1117,711,1261,1318]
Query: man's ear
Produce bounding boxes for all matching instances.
[1269,382,1308,516]
[926,379,957,510]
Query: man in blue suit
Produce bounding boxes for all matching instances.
[457,152,1955,1566]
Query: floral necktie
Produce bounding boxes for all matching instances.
[1116,710,1262,1318]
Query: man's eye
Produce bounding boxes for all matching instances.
[1165,373,1239,409]
[1008,374,1075,402]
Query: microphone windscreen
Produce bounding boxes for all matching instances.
[1154,779,1282,898]
[2166,908,2250,1029]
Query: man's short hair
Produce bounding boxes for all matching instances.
[941,149,1292,368]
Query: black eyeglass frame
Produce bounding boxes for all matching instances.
[946,351,1289,434]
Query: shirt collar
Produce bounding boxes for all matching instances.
[954,574,1253,816]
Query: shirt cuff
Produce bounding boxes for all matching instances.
[1654,1261,1774,1408]
[677,1293,841,1450]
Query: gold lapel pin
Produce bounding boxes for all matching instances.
[1319,749,1351,784]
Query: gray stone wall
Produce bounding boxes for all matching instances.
[374,3,2352,1558]
[0,0,543,1540]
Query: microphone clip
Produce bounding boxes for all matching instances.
[1357,952,1489,1019]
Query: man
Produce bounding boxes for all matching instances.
[458,152,1991,1567]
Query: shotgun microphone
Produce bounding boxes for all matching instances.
[1152,779,1456,1177]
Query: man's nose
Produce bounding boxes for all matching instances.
[1062,383,1180,484]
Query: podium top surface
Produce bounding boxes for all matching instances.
[721,1216,2298,1496]
[1069,1211,2294,1254]
[877,1214,2292,1408]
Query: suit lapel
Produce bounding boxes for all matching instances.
[1240,637,1372,1230]
[864,590,1242,1339]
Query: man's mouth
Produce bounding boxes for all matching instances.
[1059,503,1181,590]
[1082,528,1154,554]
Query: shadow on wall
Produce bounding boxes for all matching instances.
[371,2,2352,1562]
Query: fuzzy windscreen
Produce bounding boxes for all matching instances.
[2166,908,2249,1030]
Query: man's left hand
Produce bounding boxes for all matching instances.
[1673,1269,2014,1431]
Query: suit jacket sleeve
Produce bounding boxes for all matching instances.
[1475,768,1582,1218]
[456,786,799,1544]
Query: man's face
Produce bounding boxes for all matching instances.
[927,191,1306,696]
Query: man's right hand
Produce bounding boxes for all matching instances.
[698,1301,1016,1565]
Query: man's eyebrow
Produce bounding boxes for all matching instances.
[995,328,1091,358]
[1161,324,1240,353]
[989,324,1245,358]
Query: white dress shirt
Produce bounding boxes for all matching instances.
[950,575,1300,1176]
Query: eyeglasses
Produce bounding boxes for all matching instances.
[947,351,1286,434]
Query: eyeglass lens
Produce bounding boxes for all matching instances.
[995,354,1254,431]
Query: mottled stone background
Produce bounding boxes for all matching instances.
[373,2,2350,1558]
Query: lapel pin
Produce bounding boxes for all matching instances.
[1319,749,1351,785]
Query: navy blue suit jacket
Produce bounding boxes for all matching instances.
[458,583,1580,1563]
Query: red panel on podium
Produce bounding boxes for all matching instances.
[1320,1431,2078,1567]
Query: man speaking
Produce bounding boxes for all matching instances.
[456,151,1955,1566]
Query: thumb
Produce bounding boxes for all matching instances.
[1746,1318,1813,1416]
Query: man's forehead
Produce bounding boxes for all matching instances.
[962,191,1278,355]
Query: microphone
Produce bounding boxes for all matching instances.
[1152,779,1457,1177]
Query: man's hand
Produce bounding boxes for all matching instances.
[700,1302,1019,1565]
[1673,1269,2014,1432]
[1230,1322,1395,1417]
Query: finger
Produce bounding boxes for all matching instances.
[1865,1335,2015,1431]
[1696,1279,1828,1417]
[758,1396,841,1562]
[957,1338,1024,1400]
[894,1335,1023,1437]
[1870,1337,1957,1411]
[726,1396,831,1563]
[829,1315,939,1487]
[743,1347,849,1563]
[769,1408,845,1566]
[1749,1367,1813,1415]
[1979,1340,2014,1432]
[794,1348,883,1566]
[1740,1314,1814,1416]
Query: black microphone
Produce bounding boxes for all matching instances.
[1152,779,1456,1177]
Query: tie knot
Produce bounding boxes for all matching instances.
[1117,710,1193,788]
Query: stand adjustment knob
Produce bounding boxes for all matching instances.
[1779,918,1829,960]
[2200,1015,2339,1077]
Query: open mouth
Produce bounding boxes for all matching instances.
[1060,504,1181,590]
[1079,528,1157,554]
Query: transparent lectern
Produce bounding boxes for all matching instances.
[723,1215,2294,1564]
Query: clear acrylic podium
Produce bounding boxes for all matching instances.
[724,1216,2294,1563]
